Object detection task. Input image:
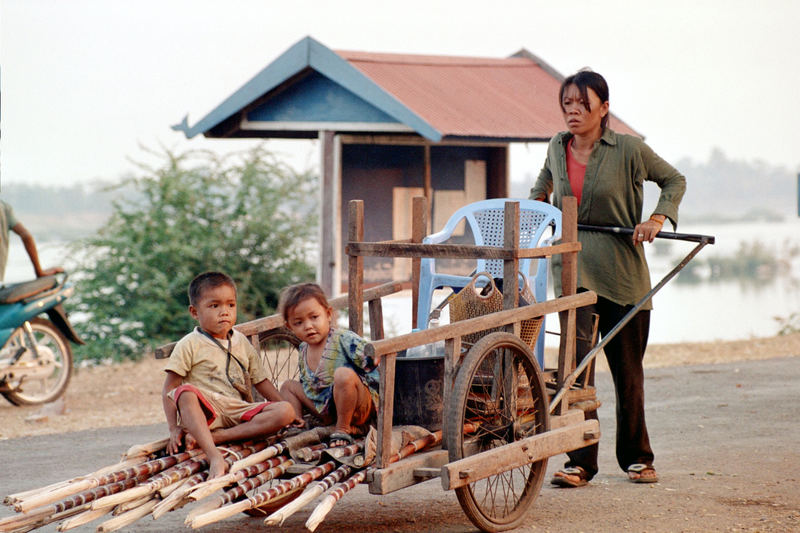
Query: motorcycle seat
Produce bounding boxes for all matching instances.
[0,276,59,304]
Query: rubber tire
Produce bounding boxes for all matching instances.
[3,318,73,406]
[446,332,549,532]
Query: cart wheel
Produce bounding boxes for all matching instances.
[446,332,549,532]
[255,329,301,393]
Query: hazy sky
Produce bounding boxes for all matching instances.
[2,0,798,189]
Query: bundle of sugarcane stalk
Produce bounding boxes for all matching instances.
[0,426,443,533]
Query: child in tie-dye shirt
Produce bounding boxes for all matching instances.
[278,283,379,442]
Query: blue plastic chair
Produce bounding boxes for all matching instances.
[417,199,562,364]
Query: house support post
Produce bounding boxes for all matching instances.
[319,130,341,295]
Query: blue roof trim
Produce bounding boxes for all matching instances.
[173,36,441,141]
[247,71,399,123]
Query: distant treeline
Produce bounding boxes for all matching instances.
[4,147,798,241]
[673,148,797,222]
[0,180,130,240]
[2,181,117,214]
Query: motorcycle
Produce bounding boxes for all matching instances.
[0,273,83,406]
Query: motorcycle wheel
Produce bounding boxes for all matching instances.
[2,318,73,406]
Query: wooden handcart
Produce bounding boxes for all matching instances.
[339,196,597,532]
[150,195,713,532]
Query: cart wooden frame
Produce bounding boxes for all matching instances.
[155,196,600,532]
[343,196,599,532]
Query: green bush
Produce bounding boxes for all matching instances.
[69,146,317,362]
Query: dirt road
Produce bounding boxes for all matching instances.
[2,356,799,532]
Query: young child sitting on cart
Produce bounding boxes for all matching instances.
[162,271,295,479]
[278,282,380,443]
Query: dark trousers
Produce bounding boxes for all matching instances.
[559,294,654,479]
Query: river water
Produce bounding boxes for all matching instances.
[645,220,800,343]
[5,218,799,344]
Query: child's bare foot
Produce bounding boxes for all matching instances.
[207,450,228,479]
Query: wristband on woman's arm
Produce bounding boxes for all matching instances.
[649,214,666,227]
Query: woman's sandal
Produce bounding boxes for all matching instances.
[627,463,658,483]
[550,466,589,488]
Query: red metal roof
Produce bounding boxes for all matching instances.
[337,49,640,140]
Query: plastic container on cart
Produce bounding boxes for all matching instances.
[401,329,426,357]
[424,313,446,357]
[393,311,447,429]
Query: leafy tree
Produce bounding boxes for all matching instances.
[70,146,317,361]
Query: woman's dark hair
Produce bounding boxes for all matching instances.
[188,271,236,306]
[559,70,610,130]
[278,282,331,321]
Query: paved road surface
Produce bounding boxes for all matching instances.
[2,356,799,532]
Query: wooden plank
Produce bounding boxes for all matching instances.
[411,196,426,329]
[364,291,597,359]
[556,197,579,415]
[516,243,582,258]
[566,386,597,404]
[556,310,576,417]
[502,201,520,338]
[368,299,384,341]
[464,159,487,205]
[369,449,448,495]
[441,420,600,491]
[235,315,285,337]
[376,354,397,469]
[412,467,442,479]
[347,200,364,336]
[549,409,586,430]
[345,241,581,259]
[442,336,461,444]
[433,189,466,237]
[392,187,424,283]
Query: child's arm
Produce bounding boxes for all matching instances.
[253,379,285,403]
[162,370,185,454]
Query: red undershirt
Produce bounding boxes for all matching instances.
[566,137,586,205]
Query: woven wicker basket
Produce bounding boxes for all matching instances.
[447,272,543,349]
